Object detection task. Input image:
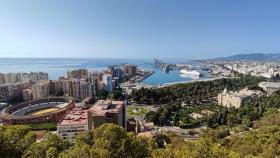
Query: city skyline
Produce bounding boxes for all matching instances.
[2,1,280,157]
[1,0,280,59]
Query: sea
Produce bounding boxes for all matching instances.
[0,58,209,86]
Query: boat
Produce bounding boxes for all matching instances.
[180,69,200,76]
[161,65,170,73]
[180,73,200,79]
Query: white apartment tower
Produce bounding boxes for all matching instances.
[31,80,50,99]
[102,74,113,92]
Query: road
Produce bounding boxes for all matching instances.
[155,125,208,140]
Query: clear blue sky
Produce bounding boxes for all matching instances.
[0,0,280,59]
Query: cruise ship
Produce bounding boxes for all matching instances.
[180,69,200,76]
[180,73,200,79]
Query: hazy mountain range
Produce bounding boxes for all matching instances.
[210,53,280,61]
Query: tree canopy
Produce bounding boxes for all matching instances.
[0,125,36,158]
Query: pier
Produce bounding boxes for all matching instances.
[135,71,155,82]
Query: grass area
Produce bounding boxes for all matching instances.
[29,107,60,116]
[127,105,149,116]
[27,122,57,131]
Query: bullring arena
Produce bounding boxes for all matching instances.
[0,97,75,124]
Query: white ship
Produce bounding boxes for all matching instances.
[180,69,200,76]
[180,73,200,80]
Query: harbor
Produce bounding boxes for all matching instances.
[134,71,155,82]
[141,59,211,86]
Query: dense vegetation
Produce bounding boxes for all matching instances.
[27,123,57,131]
[146,89,280,130]
[204,109,280,157]
[207,90,280,128]
[145,101,219,127]
[142,75,266,128]
[0,125,36,158]
[151,109,280,158]
[0,123,240,158]
[127,106,149,116]
[96,88,125,100]
[227,114,280,157]
[0,124,154,158]
[1,109,280,158]
[130,75,265,104]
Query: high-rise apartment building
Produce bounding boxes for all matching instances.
[59,77,71,96]
[22,88,33,101]
[108,67,124,79]
[38,72,49,81]
[123,64,137,76]
[0,72,48,84]
[102,74,113,92]
[67,69,88,79]
[0,82,27,100]
[0,73,5,84]
[31,80,50,99]
[88,75,104,91]
[80,82,96,99]
[71,79,80,99]
[0,83,15,99]
[50,80,63,96]
[4,73,18,83]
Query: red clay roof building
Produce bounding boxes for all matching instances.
[57,106,88,142]
[87,100,126,130]
[57,100,126,142]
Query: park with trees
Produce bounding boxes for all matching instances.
[138,75,266,128]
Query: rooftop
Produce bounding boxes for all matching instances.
[89,100,124,116]
[58,107,88,126]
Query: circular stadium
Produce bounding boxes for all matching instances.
[0,97,75,125]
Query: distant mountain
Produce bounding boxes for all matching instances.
[211,53,280,61]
